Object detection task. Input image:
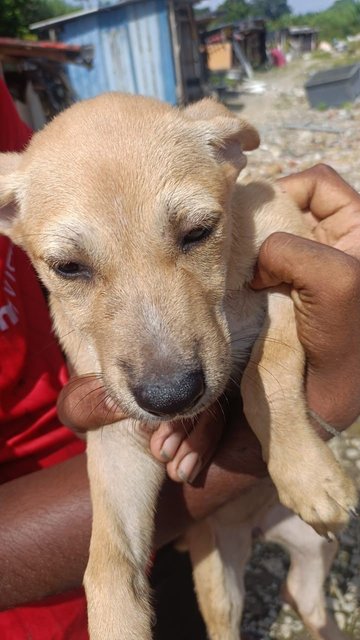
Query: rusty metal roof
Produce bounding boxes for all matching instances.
[0,37,93,67]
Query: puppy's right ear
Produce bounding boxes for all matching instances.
[183,98,259,183]
[184,98,260,152]
[0,153,24,238]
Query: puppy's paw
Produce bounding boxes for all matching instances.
[269,449,358,538]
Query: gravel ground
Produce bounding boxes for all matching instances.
[223,55,360,639]
[227,56,360,192]
[242,427,360,639]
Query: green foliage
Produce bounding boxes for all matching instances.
[216,0,250,23]
[316,101,329,110]
[209,0,360,42]
[250,0,291,21]
[0,0,81,38]
[270,0,360,42]
[214,0,291,24]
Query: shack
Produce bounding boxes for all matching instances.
[30,0,204,105]
[200,19,267,74]
[278,26,318,54]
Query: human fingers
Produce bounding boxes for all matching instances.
[251,231,352,290]
[251,232,360,361]
[150,404,225,483]
[57,375,126,433]
[279,164,360,219]
[252,232,360,429]
[279,165,360,257]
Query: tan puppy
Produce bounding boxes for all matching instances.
[0,94,357,640]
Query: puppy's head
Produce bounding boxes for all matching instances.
[0,94,259,421]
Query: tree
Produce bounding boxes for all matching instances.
[270,0,360,42]
[0,0,81,38]
[249,0,291,20]
[215,0,250,23]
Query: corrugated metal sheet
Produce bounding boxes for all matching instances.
[0,37,92,66]
[53,0,177,103]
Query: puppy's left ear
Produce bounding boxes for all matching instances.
[184,98,260,180]
[0,153,25,238]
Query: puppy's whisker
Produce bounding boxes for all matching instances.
[86,391,118,422]
[228,374,241,387]
[204,405,216,422]
[239,371,264,396]
[58,378,104,407]
[66,371,103,381]
[221,392,231,408]
[73,336,83,371]
[71,385,109,414]
[248,335,303,356]
[247,360,288,405]
[64,371,104,386]
[248,359,282,382]
[34,329,76,355]
[180,418,191,438]
[215,398,226,424]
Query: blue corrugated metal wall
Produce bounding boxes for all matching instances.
[59,0,177,104]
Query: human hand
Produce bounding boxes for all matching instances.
[252,164,360,431]
[57,379,251,484]
[278,163,360,258]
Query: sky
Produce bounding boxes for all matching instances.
[199,0,334,15]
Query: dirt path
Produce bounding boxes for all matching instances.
[224,56,360,191]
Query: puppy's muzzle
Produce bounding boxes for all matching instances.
[131,369,205,417]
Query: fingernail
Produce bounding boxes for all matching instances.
[160,432,184,461]
[177,452,201,483]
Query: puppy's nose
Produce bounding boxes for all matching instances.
[132,369,205,417]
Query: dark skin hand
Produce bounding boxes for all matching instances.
[253,233,360,431]
[1,164,360,610]
[275,164,360,429]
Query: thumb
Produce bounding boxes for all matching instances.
[57,375,126,432]
[251,232,346,291]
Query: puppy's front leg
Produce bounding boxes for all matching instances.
[85,424,164,640]
[241,291,357,537]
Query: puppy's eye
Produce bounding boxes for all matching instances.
[181,227,213,251]
[52,262,92,280]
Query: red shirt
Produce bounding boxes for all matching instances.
[0,77,88,638]
[0,237,85,481]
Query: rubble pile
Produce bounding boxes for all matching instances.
[239,76,360,191]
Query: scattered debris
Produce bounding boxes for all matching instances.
[242,79,266,94]
[230,59,360,192]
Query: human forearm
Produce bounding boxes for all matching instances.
[0,454,91,609]
[0,421,264,609]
